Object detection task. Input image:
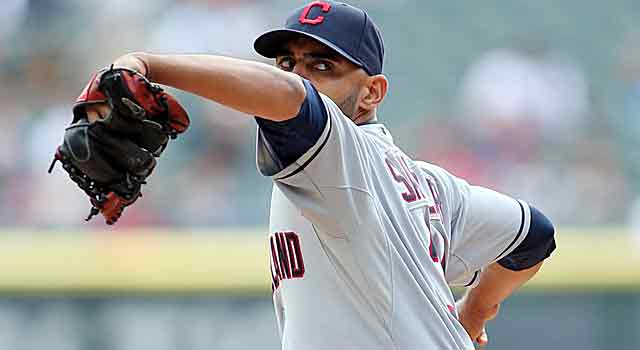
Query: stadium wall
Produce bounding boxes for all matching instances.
[0,227,637,294]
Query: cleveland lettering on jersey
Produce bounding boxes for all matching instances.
[270,231,305,291]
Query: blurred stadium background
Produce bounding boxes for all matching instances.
[1,0,640,349]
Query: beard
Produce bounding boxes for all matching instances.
[336,89,359,120]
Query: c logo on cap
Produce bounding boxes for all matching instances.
[299,1,332,25]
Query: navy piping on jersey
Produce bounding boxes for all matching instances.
[498,205,556,271]
[464,270,480,287]
[278,116,332,181]
[357,120,381,126]
[495,200,526,260]
[255,79,329,176]
[276,116,382,181]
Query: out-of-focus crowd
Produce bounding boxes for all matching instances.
[1,0,638,230]
[417,47,629,227]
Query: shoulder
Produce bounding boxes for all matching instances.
[414,160,444,174]
[415,161,460,185]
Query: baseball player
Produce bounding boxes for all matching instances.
[70,1,556,349]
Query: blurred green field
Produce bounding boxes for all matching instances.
[0,227,637,294]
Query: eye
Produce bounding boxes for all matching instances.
[313,61,332,72]
[277,57,295,71]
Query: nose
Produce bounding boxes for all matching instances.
[292,64,310,80]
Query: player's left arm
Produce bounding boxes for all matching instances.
[457,262,543,346]
[456,205,556,346]
[421,163,556,346]
[112,52,307,121]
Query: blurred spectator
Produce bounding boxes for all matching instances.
[145,0,271,58]
[457,47,589,140]
[0,0,27,62]
[417,46,627,225]
[617,36,640,242]
[20,105,88,228]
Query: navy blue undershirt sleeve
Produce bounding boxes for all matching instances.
[497,206,556,271]
[255,79,328,172]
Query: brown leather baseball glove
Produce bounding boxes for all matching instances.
[49,66,190,225]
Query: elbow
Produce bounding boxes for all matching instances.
[270,73,307,121]
[498,205,556,271]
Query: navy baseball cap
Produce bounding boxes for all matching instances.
[254,1,384,76]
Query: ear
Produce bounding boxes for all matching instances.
[359,74,388,111]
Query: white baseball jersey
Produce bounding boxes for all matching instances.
[257,91,530,350]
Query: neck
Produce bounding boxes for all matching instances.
[352,109,377,126]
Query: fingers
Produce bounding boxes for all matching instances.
[86,103,112,123]
[476,328,489,348]
[113,53,149,76]
[92,192,139,225]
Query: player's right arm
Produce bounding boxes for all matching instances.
[112,52,306,122]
